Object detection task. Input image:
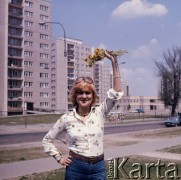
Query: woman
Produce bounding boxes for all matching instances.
[42,50,124,179]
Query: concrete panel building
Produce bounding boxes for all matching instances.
[93,62,111,104]
[51,38,94,113]
[0,0,52,116]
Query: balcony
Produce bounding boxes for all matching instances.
[8,23,23,29]
[8,97,22,101]
[8,43,23,49]
[8,75,23,80]
[8,85,22,90]
[8,64,23,70]
[9,0,23,8]
[8,47,22,58]
[8,55,23,60]
[9,11,23,18]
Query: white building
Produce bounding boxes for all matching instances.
[0,0,52,116]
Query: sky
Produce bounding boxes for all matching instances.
[51,0,181,96]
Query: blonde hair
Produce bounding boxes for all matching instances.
[69,81,97,107]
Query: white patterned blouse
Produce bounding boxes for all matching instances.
[42,89,124,161]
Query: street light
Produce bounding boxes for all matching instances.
[39,21,67,57]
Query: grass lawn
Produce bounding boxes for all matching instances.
[133,127,181,138]
[160,145,181,154]
[0,114,61,125]
[0,147,48,164]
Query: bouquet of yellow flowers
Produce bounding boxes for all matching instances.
[83,48,127,67]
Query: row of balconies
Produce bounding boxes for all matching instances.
[8,97,22,101]
[9,0,23,7]
[8,65,23,70]
[9,10,23,17]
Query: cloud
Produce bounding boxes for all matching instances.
[121,67,157,96]
[98,43,107,49]
[122,67,149,80]
[111,0,168,19]
[130,38,159,59]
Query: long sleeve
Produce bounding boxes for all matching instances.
[42,117,66,158]
[99,88,124,117]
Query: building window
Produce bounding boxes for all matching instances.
[24,41,33,47]
[40,14,49,20]
[24,82,33,87]
[24,61,33,67]
[51,74,55,78]
[25,1,33,7]
[40,53,49,59]
[11,0,22,4]
[40,34,49,40]
[40,43,49,49]
[25,21,33,27]
[25,31,33,37]
[51,68,55,72]
[51,80,55,84]
[40,92,49,98]
[40,24,49,30]
[40,73,49,78]
[25,11,33,17]
[40,102,49,107]
[51,55,55,60]
[40,83,49,88]
[24,92,33,97]
[52,104,56,109]
[52,92,56,96]
[40,5,49,11]
[24,51,33,57]
[24,71,33,77]
[40,63,49,69]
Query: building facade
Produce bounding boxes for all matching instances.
[93,62,111,104]
[51,38,94,113]
[111,95,169,115]
[0,0,52,116]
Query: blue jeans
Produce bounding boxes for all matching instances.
[65,157,106,180]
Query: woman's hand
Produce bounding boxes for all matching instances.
[104,50,116,62]
[59,155,72,166]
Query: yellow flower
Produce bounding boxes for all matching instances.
[84,48,127,68]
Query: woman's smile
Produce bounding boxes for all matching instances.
[76,89,93,108]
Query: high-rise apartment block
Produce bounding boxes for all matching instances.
[93,62,111,104]
[51,38,111,113]
[0,0,52,116]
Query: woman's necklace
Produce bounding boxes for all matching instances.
[78,112,89,117]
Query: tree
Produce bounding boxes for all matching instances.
[155,47,181,116]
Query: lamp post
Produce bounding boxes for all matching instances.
[119,62,126,65]
[39,21,67,57]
